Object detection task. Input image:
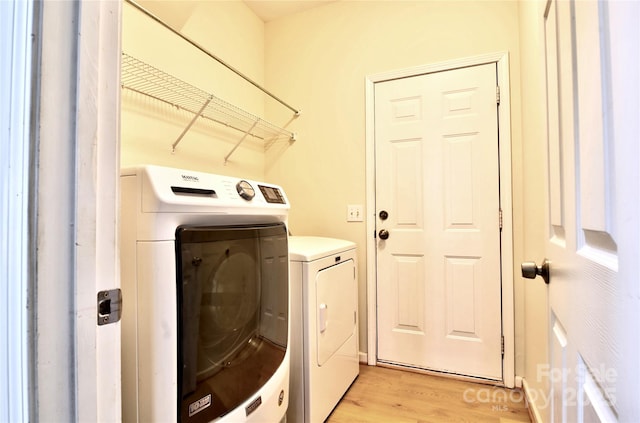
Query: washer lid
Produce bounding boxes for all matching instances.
[288,236,356,261]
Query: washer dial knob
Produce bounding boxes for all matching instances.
[236,180,255,200]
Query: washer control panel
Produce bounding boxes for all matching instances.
[129,165,289,210]
[234,180,285,204]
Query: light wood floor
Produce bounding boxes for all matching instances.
[326,365,531,423]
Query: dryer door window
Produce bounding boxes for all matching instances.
[176,223,288,422]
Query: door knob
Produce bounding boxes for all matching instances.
[521,259,550,284]
[379,210,389,220]
[378,229,390,240]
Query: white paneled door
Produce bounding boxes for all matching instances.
[374,63,503,380]
[539,1,638,420]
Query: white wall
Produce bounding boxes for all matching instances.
[262,0,525,368]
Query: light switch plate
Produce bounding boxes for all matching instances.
[347,205,364,222]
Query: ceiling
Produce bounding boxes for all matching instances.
[244,0,336,22]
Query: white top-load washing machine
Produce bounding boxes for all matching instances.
[120,165,291,423]
[288,237,359,423]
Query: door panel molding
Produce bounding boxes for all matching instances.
[365,51,515,387]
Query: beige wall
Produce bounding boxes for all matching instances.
[518,0,551,419]
[263,0,524,367]
[121,0,267,179]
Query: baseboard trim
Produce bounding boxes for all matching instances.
[359,352,368,364]
[515,375,523,388]
[521,378,543,423]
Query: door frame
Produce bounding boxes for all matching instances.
[31,1,122,420]
[364,52,515,387]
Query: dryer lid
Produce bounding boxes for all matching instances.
[288,236,355,261]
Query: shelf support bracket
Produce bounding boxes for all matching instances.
[171,95,213,152]
[224,119,259,164]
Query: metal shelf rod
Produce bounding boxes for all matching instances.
[125,0,301,116]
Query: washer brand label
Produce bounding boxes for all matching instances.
[188,394,211,417]
[245,396,262,416]
[181,174,200,183]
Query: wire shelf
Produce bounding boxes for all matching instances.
[121,53,295,158]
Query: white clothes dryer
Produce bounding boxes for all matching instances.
[288,237,359,423]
